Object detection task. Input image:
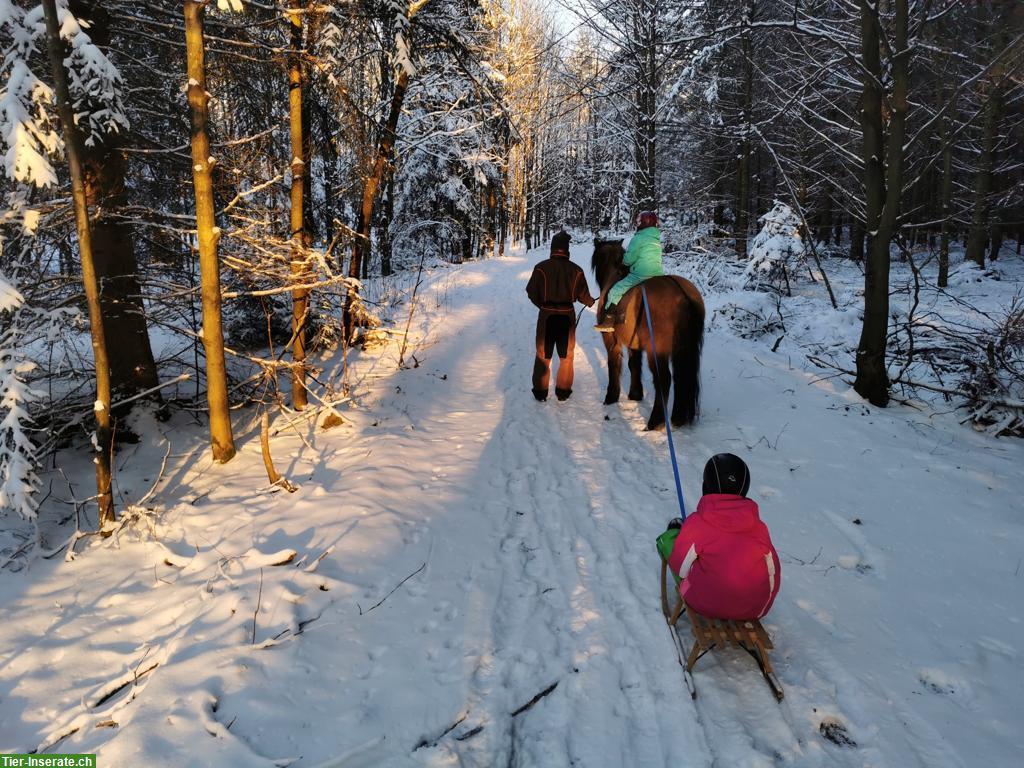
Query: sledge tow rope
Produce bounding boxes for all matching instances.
[642,284,698,699]
[641,284,687,520]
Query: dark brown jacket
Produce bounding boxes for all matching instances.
[526,252,595,314]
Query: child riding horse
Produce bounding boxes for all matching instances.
[594,210,663,332]
[591,233,704,430]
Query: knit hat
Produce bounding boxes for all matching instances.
[702,453,751,497]
[550,231,571,254]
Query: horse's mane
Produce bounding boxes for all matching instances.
[591,238,624,278]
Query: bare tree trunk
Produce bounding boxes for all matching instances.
[42,0,114,524]
[524,143,534,250]
[345,67,409,341]
[381,174,394,276]
[633,2,657,212]
[287,1,309,410]
[850,217,865,261]
[965,79,1002,267]
[854,0,909,407]
[734,2,753,257]
[70,1,158,400]
[486,184,497,258]
[498,131,509,256]
[938,99,954,287]
[184,0,235,462]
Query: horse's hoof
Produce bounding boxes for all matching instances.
[645,420,666,432]
[628,390,643,401]
[604,394,619,405]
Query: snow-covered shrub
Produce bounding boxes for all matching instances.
[962,298,1024,437]
[0,269,40,519]
[745,201,806,290]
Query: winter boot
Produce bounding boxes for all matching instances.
[594,303,623,333]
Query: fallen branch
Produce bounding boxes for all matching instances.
[413,713,468,751]
[252,568,264,645]
[91,660,159,708]
[510,681,559,717]
[261,411,297,492]
[108,374,191,412]
[136,439,173,506]
[360,562,426,615]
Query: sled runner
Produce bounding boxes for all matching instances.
[660,557,784,701]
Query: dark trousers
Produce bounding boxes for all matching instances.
[533,312,576,394]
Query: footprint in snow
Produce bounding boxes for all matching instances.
[837,555,873,574]
[918,668,973,704]
[819,717,856,748]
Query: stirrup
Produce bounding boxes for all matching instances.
[593,321,616,333]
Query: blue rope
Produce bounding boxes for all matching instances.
[640,284,687,519]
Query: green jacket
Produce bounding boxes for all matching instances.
[623,227,663,277]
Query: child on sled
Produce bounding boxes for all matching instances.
[656,453,781,620]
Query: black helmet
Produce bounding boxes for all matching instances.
[702,453,750,497]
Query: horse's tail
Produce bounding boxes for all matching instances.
[672,282,704,425]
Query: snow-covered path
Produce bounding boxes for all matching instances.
[2,245,1022,767]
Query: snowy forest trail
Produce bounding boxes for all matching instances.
[2,244,1022,767]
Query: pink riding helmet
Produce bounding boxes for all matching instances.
[637,210,658,229]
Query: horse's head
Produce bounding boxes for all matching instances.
[591,238,626,293]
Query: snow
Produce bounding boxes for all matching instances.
[0,271,23,312]
[20,207,39,233]
[394,31,416,78]
[1,243,1023,765]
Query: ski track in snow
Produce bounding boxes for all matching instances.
[1,244,1022,767]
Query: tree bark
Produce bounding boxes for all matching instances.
[70,1,158,400]
[854,0,909,407]
[938,98,954,287]
[633,2,657,213]
[184,0,235,462]
[381,174,394,277]
[965,79,1003,267]
[42,0,114,525]
[734,2,754,257]
[288,1,309,410]
[344,67,409,341]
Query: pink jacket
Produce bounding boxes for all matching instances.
[668,494,781,620]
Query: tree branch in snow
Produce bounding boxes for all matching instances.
[359,561,426,615]
[260,409,297,492]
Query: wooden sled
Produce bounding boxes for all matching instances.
[660,557,784,701]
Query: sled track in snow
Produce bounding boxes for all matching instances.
[448,254,883,767]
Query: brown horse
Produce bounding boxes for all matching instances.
[591,239,705,430]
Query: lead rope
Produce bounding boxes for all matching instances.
[640,284,687,520]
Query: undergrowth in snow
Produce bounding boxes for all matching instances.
[1,241,1022,767]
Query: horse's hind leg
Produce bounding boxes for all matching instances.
[646,352,671,431]
[604,340,622,405]
[627,349,644,401]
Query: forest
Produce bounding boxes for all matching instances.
[1,1,1022,765]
